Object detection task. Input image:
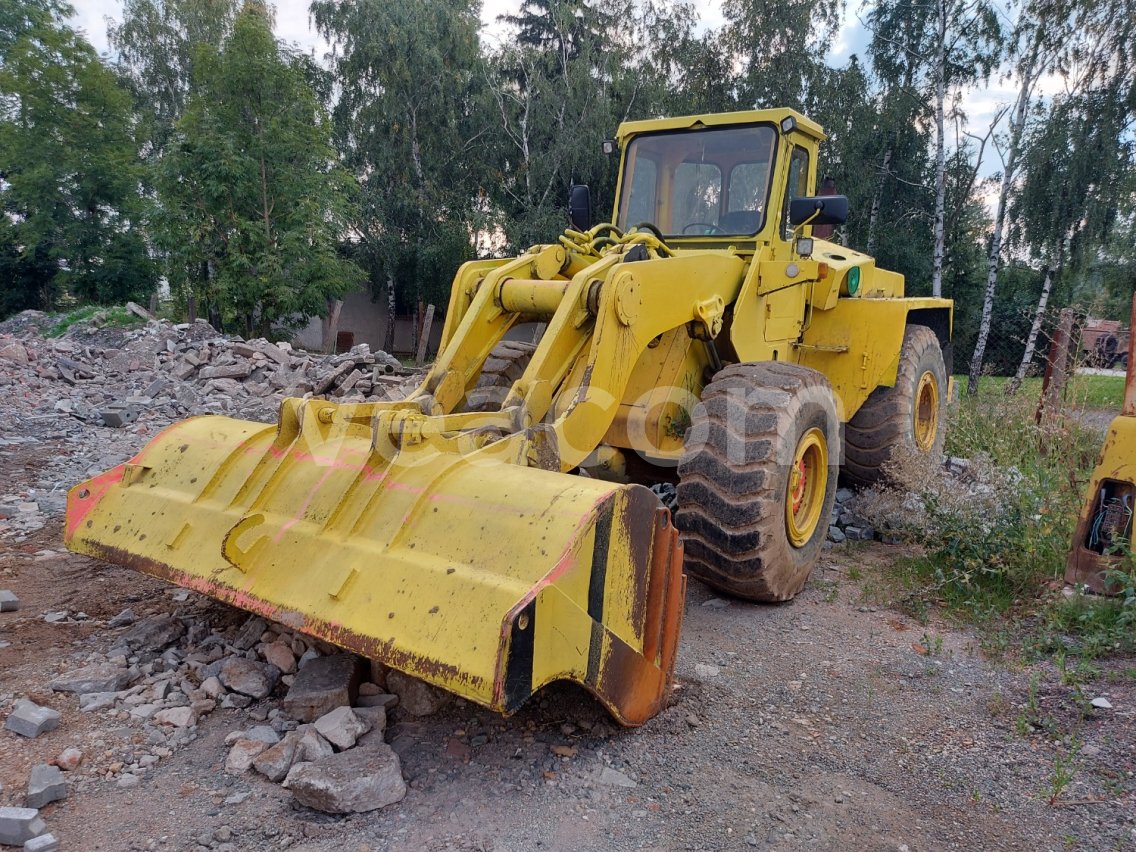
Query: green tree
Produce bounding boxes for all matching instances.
[311,0,487,350]
[108,0,240,156]
[0,3,155,315]
[155,1,362,336]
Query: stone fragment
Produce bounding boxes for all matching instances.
[0,807,46,846]
[595,766,637,788]
[252,730,302,782]
[107,608,136,627]
[225,739,271,773]
[296,728,335,763]
[218,656,280,699]
[828,526,846,543]
[287,744,406,813]
[54,748,82,771]
[99,403,139,428]
[355,692,398,710]
[77,692,117,712]
[4,700,61,739]
[0,343,29,364]
[233,616,268,651]
[282,654,364,722]
[121,615,185,652]
[153,706,195,728]
[200,676,224,699]
[24,832,60,851]
[199,363,252,380]
[313,706,371,750]
[0,590,19,612]
[385,670,450,717]
[261,643,296,674]
[1091,696,1113,710]
[50,662,134,694]
[25,765,67,809]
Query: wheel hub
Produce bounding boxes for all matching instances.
[786,427,827,548]
[913,371,940,451]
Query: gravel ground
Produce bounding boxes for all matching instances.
[1,315,1133,851]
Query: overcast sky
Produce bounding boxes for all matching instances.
[70,0,869,68]
[68,0,1020,195]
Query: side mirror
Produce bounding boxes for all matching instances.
[568,184,592,231]
[789,195,849,228]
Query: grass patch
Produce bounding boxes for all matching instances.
[860,388,1135,665]
[957,373,1125,411]
[46,304,146,337]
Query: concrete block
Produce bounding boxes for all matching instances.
[312,706,371,750]
[0,590,19,612]
[25,765,67,809]
[0,807,46,846]
[24,833,60,851]
[282,654,364,722]
[287,744,406,813]
[4,700,61,739]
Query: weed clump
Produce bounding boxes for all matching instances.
[855,390,1100,622]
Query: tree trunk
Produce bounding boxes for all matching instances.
[322,298,343,355]
[930,0,947,298]
[383,273,397,354]
[1007,263,1055,393]
[866,145,892,256]
[1009,234,1070,392]
[966,38,1040,396]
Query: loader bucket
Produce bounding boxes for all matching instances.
[64,399,685,726]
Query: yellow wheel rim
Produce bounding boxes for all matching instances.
[786,427,828,548]
[913,371,940,451]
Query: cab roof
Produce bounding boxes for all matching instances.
[615,108,825,144]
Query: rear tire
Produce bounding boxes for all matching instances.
[675,362,839,602]
[461,340,536,412]
[842,325,947,487]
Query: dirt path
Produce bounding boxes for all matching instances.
[3,445,1133,851]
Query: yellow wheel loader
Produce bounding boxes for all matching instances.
[65,109,952,725]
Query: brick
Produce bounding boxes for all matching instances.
[24,832,60,851]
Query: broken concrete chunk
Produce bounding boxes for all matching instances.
[153,706,195,728]
[217,656,280,699]
[25,765,67,809]
[99,403,139,428]
[225,738,271,774]
[312,706,371,750]
[232,616,268,651]
[24,832,60,852]
[4,700,61,739]
[287,744,406,813]
[77,692,117,712]
[50,662,134,694]
[252,730,302,782]
[282,654,364,722]
[120,615,185,652]
[296,728,335,763]
[0,807,46,846]
[0,590,19,612]
[386,670,451,717]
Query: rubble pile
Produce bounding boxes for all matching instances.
[2,600,447,836]
[0,309,418,542]
[0,309,407,428]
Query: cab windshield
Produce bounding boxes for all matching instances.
[616,124,777,238]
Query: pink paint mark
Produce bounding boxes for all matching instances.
[273,467,337,543]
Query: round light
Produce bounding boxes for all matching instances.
[847,266,861,295]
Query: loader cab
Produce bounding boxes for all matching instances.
[613,109,822,249]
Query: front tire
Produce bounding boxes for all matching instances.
[675,362,839,602]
